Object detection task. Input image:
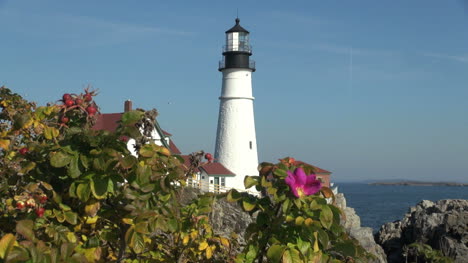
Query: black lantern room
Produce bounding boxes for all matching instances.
[219,18,255,71]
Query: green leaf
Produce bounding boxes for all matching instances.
[90,176,110,199]
[68,156,81,178]
[52,191,62,204]
[139,144,155,158]
[134,222,149,234]
[282,198,291,213]
[35,106,47,119]
[261,176,272,187]
[20,161,36,174]
[80,154,89,169]
[121,111,144,126]
[54,209,66,223]
[123,126,141,139]
[267,244,285,263]
[242,199,256,212]
[125,226,135,246]
[198,195,212,207]
[13,113,30,130]
[167,219,178,232]
[86,236,100,248]
[244,176,259,189]
[44,126,60,140]
[296,237,310,255]
[0,233,16,259]
[69,183,77,198]
[310,200,321,210]
[295,216,305,226]
[130,232,145,254]
[293,198,302,209]
[273,168,287,178]
[120,155,137,169]
[319,205,333,229]
[41,181,53,191]
[64,211,78,225]
[333,240,357,257]
[245,245,258,263]
[66,232,77,243]
[92,157,106,171]
[281,248,301,263]
[155,217,168,232]
[66,127,82,135]
[50,151,71,168]
[158,193,171,202]
[59,203,72,211]
[136,165,151,185]
[316,228,330,250]
[60,241,76,259]
[330,205,342,225]
[84,200,101,217]
[227,189,242,202]
[76,183,91,202]
[256,212,269,226]
[140,184,155,193]
[267,186,278,195]
[89,149,101,155]
[16,220,35,241]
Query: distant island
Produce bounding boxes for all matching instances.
[370,181,468,186]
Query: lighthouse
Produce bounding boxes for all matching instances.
[214,18,258,192]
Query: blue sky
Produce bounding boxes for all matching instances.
[1,0,467,182]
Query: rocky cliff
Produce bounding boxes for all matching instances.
[375,199,468,263]
[335,193,388,263]
[181,188,388,261]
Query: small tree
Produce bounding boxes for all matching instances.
[0,87,229,262]
[227,158,374,262]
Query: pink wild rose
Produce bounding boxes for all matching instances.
[285,167,322,198]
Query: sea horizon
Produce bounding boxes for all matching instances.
[335,182,468,232]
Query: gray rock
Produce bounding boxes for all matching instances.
[182,188,388,262]
[209,196,254,245]
[376,199,468,263]
[336,193,388,263]
[180,188,253,244]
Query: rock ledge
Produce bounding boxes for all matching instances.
[375,199,468,263]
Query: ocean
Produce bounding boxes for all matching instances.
[337,183,468,232]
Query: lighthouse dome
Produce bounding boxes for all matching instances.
[225,18,249,33]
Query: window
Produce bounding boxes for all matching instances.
[214,177,220,193]
[221,177,225,186]
[249,141,252,149]
[202,176,205,179]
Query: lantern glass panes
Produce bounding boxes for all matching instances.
[226,32,249,52]
[238,32,249,51]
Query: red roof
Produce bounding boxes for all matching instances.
[93,113,122,132]
[168,141,181,154]
[293,161,331,174]
[200,162,235,176]
[180,155,234,176]
[93,113,181,154]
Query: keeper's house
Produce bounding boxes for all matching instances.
[93,100,332,192]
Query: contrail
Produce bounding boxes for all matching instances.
[349,47,353,98]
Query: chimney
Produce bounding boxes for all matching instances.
[124,100,132,112]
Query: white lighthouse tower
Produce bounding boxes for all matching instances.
[214,18,258,192]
